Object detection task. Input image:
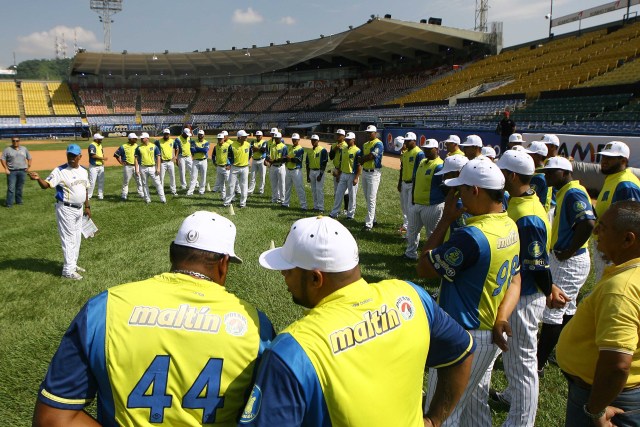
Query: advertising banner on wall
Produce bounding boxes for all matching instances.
[382,128,503,157]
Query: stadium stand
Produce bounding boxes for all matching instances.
[22,82,50,116]
[48,82,80,115]
[0,81,19,116]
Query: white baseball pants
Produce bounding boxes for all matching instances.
[362,169,381,228]
[284,169,307,209]
[249,158,266,193]
[177,156,193,189]
[543,250,590,324]
[121,165,143,199]
[426,330,499,427]
[55,202,83,276]
[139,166,166,203]
[330,173,358,218]
[269,165,285,203]
[401,181,413,229]
[88,165,104,199]
[405,202,444,259]
[188,159,208,195]
[225,165,248,206]
[500,292,546,427]
[213,166,230,200]
[160,161,176,195]
[309,170,325,211]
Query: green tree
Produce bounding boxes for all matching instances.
[16,58,72,80]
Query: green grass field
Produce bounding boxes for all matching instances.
[0,150,592,426]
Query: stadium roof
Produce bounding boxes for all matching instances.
[71,17,491,78]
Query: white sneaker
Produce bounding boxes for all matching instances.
[76,266,86,273]
[62,272,83,280]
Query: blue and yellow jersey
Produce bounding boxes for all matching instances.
[285,145,305,170]
[331,141,347,169]
[135,144,160,167]
[212,142,231,167]
[240,278,474,426]
[175,136,192,157]
[114,143,138,166]
[551,180,596,254]
[267,142,287,163]
[339,145,362,174]
[530,171,552,212]
[45,163,89,204]
[38,273,274,427]
[507,191,551,296]
[413,157,445,206]
[155,138,175,162]
[595,169,640,218]
[447,148,464,157]
[428,212,521,330]
[306,146,328,171]
[88,142,104,166]
[228,141,251,167]
[362,138,384,169]
[401,146,425,182]
[251,140,267,160]
[190,139,210,160]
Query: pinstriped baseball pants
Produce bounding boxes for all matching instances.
[405,202,444,259]
[543,251,590,324]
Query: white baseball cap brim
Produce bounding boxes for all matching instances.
[542,156,573,171]
[93,133,104,140]
[497,149,535,175]
[597,141,630,159]
[174,211,242,263]
[434,154,469,176]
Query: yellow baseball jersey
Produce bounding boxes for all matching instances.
[447,149,464,157]
[557,257,640,388]
[176,135,192,157]
[155,139,175,162]
[115,143,138,165]
[307,146,328,170]
[135,143,160,167]
[362,138,384,169]
[88,142,104,166]
[240,279,474,426]
[331,141,347,169]
[428,212,521,330]
[191,139,210,160]
[251,140,267,160]
[401,146,425,182]
[595,169,640,219]
[37,273,274,427]
[229,141,251,167]
[551,180,595,253]
[285,145,305,170]
[413,157,445,206]
[339,145,362,174]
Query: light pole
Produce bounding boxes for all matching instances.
[547,0,554,38]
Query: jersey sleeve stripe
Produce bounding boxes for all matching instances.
[39,389,93,406]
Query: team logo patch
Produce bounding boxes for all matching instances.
[444,247,464,267]
[528,241,544,258]
[573,201,587,212]
[224,312,248,336]
[396,296,415,320]
[185,229,199,243]
[239,385,262,423]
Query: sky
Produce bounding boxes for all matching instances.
[0,0,637,69]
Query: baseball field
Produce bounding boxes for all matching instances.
[0,137,593,426]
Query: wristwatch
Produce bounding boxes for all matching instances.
[583,404,606,420]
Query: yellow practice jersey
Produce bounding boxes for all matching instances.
[229,141,251,167]
[88,142,104,166]
[155,138,175,161]
[331,141,347,169]
[339,145,362,174]
[136,143,160,167]
[595,169,640,218]
[115,143,138,165]
[413,157,445,206]
[401,146,424,182]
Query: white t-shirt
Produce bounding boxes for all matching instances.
[45,164,89,204]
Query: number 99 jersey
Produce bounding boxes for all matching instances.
[37,273,275,426]
[427,212,520,330]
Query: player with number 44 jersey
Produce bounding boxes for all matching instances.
[34,212,275,427]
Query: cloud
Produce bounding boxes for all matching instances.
[16,26,102,58]
[280,16,296,25]
[232,7,264,24]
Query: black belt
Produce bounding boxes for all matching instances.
[364,169,376,172]
[233,165,248,168]
[403,180,412,184]
[272,164,283,167]
[9,168,26,171]
[58,201,83,209]
[310,168,321,171]
[161,160,172,163]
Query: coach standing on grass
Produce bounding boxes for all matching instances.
[359,125,384,231]
[240,216,475,426]
[33,211,275,426]
[28,144,89,280]
[557,201,640,427]
[1,136,31,207]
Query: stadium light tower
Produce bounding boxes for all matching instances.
[475,0,489,32]
[90,0,123,52]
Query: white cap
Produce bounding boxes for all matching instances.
[481,146,496,159]
[393,136,405,151]
[345,132,356,140]
[259,216,359,273]
[217,133,225,139]
[291,133,300,140]
[542,134,560,146]
[93,133,104,140]
[183,128,192,136]
[128,132,138,139]
[311,134,319,140]
[524,140,548,157]
[404,132,417,141]
[270,127,278,134]
[435,154,469,176]
[445,157,505,190]
[509,133,525,144]
[497,149,535,175]
[222,130,229,136]
[163,128,171,134]
[598,141,630,159]
[140,132,150,139]
[198,130,205,135]
[273,131,282,138]
[460,134,483,147]
[542,156,573,172]
[336,129,346,136]
[443,135,461,145]
[366,125,377,133]
[255,130,263,136]
[174,211,242,263]
[237,130,248,137]
[421,138,438,149]
[511,145,527,152]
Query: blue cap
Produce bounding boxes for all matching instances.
[67,144,82,156]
